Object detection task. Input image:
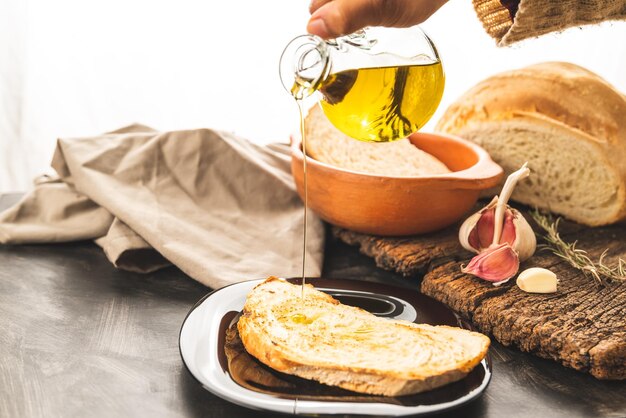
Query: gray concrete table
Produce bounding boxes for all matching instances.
[1,193,625,418]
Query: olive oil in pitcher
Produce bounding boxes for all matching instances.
[282,27,445,142]
[317,62,444,142]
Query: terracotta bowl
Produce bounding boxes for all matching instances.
[290,132,503,236]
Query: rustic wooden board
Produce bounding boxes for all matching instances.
[332,209,626,379]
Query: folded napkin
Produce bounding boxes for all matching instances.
[0,125,325,289]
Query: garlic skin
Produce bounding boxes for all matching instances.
[459,196,497,254]
[461,243,520,285]
[459,163,537,285]
[509,210,536,261]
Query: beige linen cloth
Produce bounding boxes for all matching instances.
[0,125,324,289]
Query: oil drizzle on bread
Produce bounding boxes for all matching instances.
[237,277,492,396]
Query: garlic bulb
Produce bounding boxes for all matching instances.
[459,196,536,261]
[459,163,537,284]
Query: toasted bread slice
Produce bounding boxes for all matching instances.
[304,104,450,177]
[237,277,490,396]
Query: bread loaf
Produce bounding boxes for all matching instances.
[304,104,450,176]
[436,62,626,226]
[237,277,490,396]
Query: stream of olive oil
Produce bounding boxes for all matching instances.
[291,62,444,304]
[296,100,308,300]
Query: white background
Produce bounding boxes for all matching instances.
[1,0,625,192]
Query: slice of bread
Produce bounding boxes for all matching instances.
[436,62,626,226]
[303,104,450,177]
[237,277,490,396]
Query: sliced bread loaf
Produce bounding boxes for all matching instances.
[304,104,450,176]
[237,277,490,396]
[436,62,626,226]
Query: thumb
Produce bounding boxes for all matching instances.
[307,0,447,39]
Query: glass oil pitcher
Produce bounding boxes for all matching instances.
[279,26,444,143]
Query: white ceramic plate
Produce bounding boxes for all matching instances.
[179,278,491,416]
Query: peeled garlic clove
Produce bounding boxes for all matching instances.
[517,267,558,293]
[461,243,520,285]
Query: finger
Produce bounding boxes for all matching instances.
[307,0,378,39]
[309,0,332,14]
[307,0,447,39]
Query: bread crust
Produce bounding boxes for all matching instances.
[237,277,490,396]
[436,62,626,225]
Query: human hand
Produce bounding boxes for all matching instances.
[307,0,449,39]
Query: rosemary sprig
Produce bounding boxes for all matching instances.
[531,210,626,285]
